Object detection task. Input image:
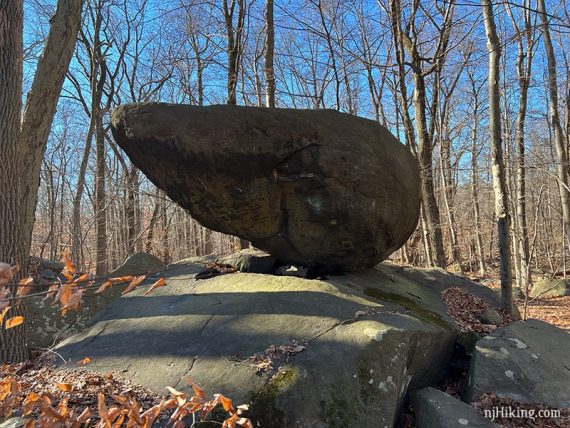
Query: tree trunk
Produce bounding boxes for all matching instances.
[0,0,83,362]
[264,0,275,107]
[481,0,513,314]
[0,0,28,363]
[71,117,94,270]
[537,0,570,250]
[469,79,486,275]
[223,0,245,105]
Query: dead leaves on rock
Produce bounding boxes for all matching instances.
[196,263,237,280]
[249,343,307,375]
[144,278,166,295]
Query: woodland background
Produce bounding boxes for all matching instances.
[21,0,570,292]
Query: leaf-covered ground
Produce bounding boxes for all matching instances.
[520,296,570,331]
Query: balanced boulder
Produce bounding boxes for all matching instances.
[111,104,420,272]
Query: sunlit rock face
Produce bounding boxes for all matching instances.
[111,103,420,273]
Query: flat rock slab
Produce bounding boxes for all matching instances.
[464,319,570,408]
[412,387,496,428]
[54,259,504,427]
[111,104,420,272]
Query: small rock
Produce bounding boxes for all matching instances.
[477,308,502,326]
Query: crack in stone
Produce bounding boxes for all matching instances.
[174,354,199,389]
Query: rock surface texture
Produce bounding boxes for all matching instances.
[111,104,420,272]
[55,258,504,427]
[412,388,496,428]
[464,319,570,408]
[529,278,570,299]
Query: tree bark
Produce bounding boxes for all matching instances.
[264,0,276,107]
[223,0,246,105]
[481,0,513,314]
[468,73,486,275]
[0,0,28,363]
[0,0,83,362]
[537,0,570,250]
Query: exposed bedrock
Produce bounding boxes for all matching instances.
[111,103,420,272]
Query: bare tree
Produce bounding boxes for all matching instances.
[537,0,570,251]
[481,0,513,314]
[264,0,275,107]
[223,0,246,105]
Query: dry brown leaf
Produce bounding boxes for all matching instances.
[56,383,72,392]
[218,394,235,413]
[0,306,11,326]
[122,275,146,295]
[61,289,83,316]
[61,258,76,282]
[55,282,73,307]
[76,406,92,424]
[73,273,91,284]
[0,263,18,288]
[222,412,238,428]
[110,276,134,284]
[77,357,91,365]
[94,280,113,294]
[5,316,24,329]
[144,278,167,295]
[16,277,34,298]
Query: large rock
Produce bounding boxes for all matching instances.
[464,319,570,408]
[54,259,503,427]
[27,253,166,349]
[411,388,496,428]
[110,104,420,272]
[529,278,570,299]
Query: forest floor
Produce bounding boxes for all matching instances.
[469,274,570,330]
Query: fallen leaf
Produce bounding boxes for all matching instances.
[56,383,72,392]
[144,278,166,295]
[77,357,91,365]
[5,316,24,329]
[76,407,92,424]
